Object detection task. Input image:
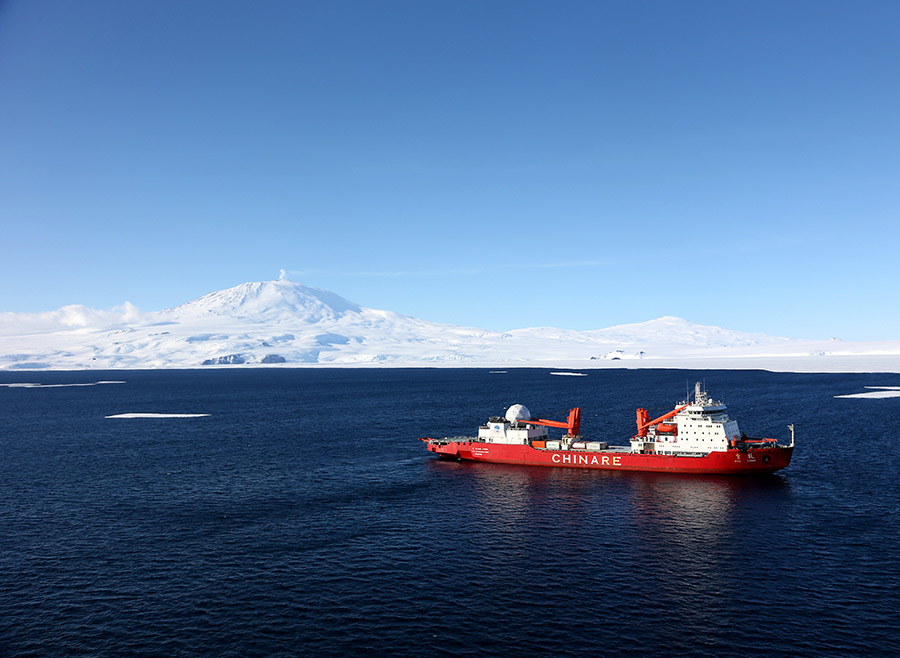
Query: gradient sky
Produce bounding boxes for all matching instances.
[1,1,898,340]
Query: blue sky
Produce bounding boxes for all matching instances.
[1,1,898,339]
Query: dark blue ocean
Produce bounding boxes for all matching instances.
[2,368,899,657]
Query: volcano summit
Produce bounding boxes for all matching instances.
[1,279,898,371]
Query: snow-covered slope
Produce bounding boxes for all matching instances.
[0,280,510,369]
[509,316,789,359]
[164,280,362,322]
[1,280,899,371]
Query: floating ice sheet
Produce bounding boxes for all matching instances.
[834,386,900,399]
[0,381,126,388]
[105,413,210,419]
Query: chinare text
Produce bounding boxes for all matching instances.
[551,453,622,466]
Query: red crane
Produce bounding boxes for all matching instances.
[518,407,581,437]
[634,403,690,438]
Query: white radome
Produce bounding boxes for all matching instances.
[505,404,531,423]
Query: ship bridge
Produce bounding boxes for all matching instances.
[632,382,741,455]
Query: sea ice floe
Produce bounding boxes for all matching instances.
[105,413,211,419]
[834,386,900,399]
[0,381,126,388]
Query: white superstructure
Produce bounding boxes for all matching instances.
[478,404,550,444]
[631,382,742,455]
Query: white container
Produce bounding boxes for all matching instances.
[545,441,561,450]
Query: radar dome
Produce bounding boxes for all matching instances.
[505,404,531,423]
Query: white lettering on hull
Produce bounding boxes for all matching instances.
[551,453,622,467]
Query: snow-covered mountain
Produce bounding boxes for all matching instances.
[0,280,508,369]
[163,280,362,322]
[1,279,898,371]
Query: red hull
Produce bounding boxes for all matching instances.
[424,440,793,475]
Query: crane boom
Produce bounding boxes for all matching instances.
[634,403,690,438]
[519,407,581,436]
